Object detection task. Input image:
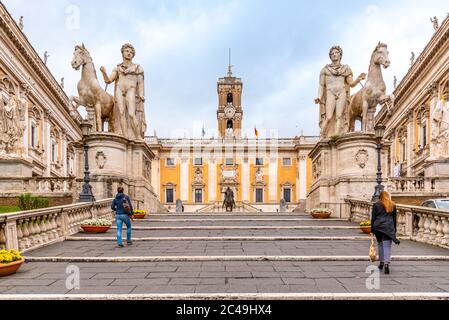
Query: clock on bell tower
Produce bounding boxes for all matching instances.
[217,64,243,138]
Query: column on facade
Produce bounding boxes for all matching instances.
[406,110,415,176]
[180,157,189,202]
[151,156,160,197]
[208,158,217,202]
[428,82,439,159]
[43,110,52,176]
[268,158,277,202]
[241,158,250,202]
[298,154,307,201]
[61,129,68,176]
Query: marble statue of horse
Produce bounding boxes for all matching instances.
[347,42,394,133]
[222,187,236,212]
[70,44,115,132]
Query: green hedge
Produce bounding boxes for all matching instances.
[18,194,51,211]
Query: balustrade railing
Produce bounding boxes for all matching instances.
[0,198,113,252]
[345,198,449,247]
[386,177,436,193]
[0,176,76,195]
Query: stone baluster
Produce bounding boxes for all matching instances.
[39,215,49,243]
[429,216,438,244]
[27,217,37,246]
[417,213,426,241]
[16,220,24,251]
[435,216,444,245]
[422,214,431,242]
[441,217,449,246]
[0,224,6,249]
[21,218,32,249]
[50,213,59,240]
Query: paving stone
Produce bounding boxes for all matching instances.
[132,285,196,294]
[0,279,58,286]
[2,286,71,294]
[69,286,136,294]
[91,272,148,279]
[49,279,115,287]
[110,278,169,286]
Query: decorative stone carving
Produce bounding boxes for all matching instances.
[143,157,151,180]
[255,167,264,183]
[355,149,369,169]
[430,100,449,159]
[312,156,322,180]
[95,151,107,169]
[194,167,203,184]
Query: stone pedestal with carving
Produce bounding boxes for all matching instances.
[74,133,167,213]
[307,133,381,218]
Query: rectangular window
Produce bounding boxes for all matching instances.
[256,158,264,166]
[225,158,234,166]
[422,124,427,147]
[282,158,291,166]
[194,158,203,166]
[256,188,264,203]
[166,189,174,203]
[195,189,203,203]
[51,141,56,162]
[283,188,291,203]
[31,125,36,148]
[166,158,175,166]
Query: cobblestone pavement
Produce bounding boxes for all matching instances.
[1,212,449,296]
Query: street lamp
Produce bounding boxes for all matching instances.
[372,124,386,202]
[78,120,95,202]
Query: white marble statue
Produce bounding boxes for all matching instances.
[315,46,366,137]
[100,43,147,140]
[0,94,22,156]
[430,100,449,159]
[347,43,394,133]
[70,44,115,133]
[430,16,439,31]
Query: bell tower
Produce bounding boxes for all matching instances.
[217,55,243,138]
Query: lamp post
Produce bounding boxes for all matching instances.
[78,120,95,202]
[372,125,386,202]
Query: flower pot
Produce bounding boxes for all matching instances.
[360,226,371,234]
[81,225,111,233]
[133,213,146,219]
[0,259,25,277]
[311,211,332,219]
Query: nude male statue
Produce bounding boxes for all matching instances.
[315,46,366,137]
[100,43,145,140]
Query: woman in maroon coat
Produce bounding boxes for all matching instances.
[371,191,400,274]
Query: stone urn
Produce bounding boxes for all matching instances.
[0,259,25,277]
[310,208,333,219]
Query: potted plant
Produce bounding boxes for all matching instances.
[133,209,147,219]
[310,208,333,219]
[360,220,372,234]
[0,249,25,277]
[80,218,112,233]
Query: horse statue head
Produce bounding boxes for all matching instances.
[371,42,390,69]
[71,44,92,71]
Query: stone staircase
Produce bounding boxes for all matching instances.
[1,210,449,299]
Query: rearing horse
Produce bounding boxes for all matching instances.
[70,44,115,132]
[347,42,394,133]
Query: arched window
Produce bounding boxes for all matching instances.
[227,120,233,130]
[227,93,233,104]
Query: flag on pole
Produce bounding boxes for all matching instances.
[254,127,259,138]
[202,125,206,138]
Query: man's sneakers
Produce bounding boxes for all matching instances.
[117,244,124,248]
[127,241,133,245]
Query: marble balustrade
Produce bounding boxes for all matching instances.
[0,198,113,252]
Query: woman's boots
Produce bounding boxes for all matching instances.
[384,264,390,274]
[378,262,384,270]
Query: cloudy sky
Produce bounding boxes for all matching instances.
[4,0,448,138]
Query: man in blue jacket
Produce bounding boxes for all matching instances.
[111,187,134,247]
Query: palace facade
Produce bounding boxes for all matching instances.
[0,3,81,206]
[377,14,449,205]
[147,68,318,212]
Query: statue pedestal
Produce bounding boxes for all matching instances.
[307,133,380,218]
[75,133,166,213]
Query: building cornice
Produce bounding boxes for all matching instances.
[0,2,80,133]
